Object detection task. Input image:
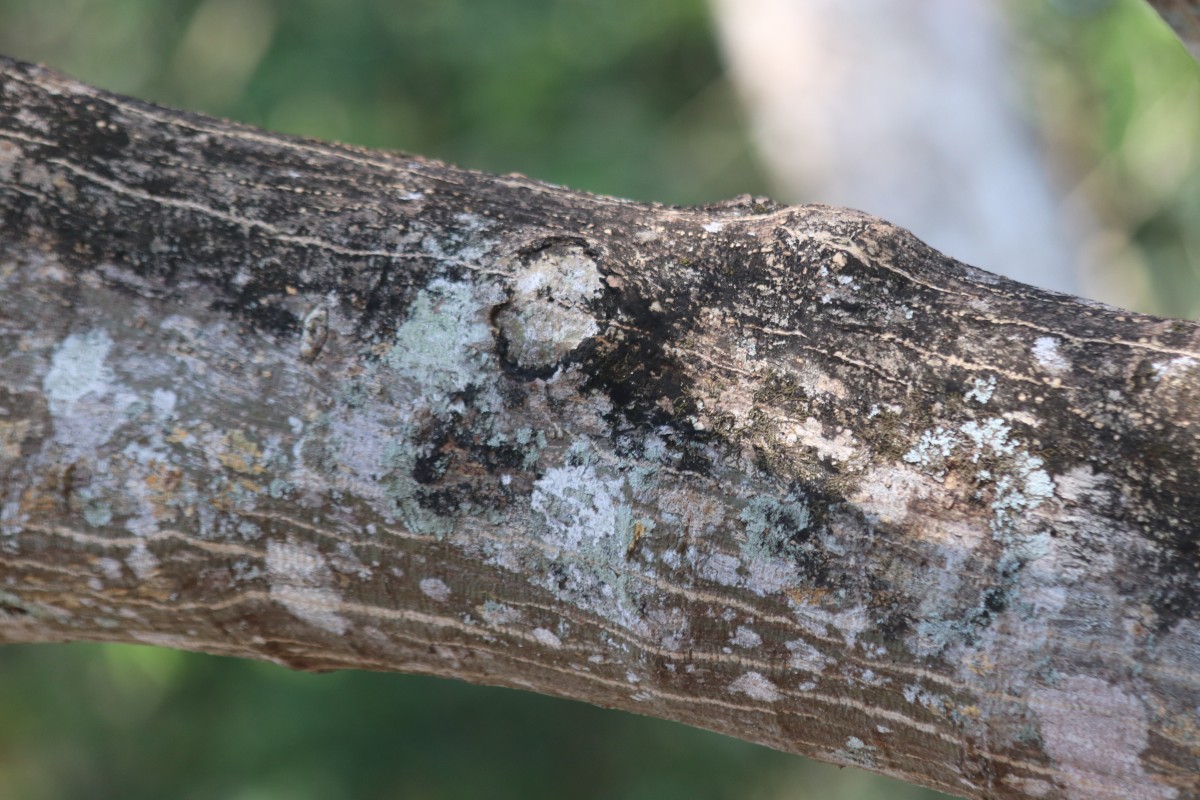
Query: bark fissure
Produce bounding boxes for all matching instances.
[1,57,1198,800]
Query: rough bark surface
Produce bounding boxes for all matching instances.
[0,57,1197,800]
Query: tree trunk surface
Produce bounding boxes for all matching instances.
[0,57,1197,800]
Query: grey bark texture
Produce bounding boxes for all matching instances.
[0,56,1198,800]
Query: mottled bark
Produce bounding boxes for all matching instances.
[0,56,1197,800]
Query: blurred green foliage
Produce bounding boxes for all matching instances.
[1016,0,1200,317]
[0,0,767,204]
[0,0,1195,798]
[7,642,938,800]
[0,641,951,800]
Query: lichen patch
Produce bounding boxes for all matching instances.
[41,328,136,457]
[1032,336,1069,374]
[495,245,602,370]
[532,627,563,649]
[385,278,500,409]
[44,329,113,414]
[266,538,348,635]
[729,671,781,702]
[731,625,762,648]
[419,577,451,602]
[1030,675,1177,800]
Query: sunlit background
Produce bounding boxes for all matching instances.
[0,1,1196,798]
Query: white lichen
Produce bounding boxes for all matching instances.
[961,417,1016,461]
[728,671,781,702]
[478,601,522,626]
[791,603,869,647]
[527,443,650,631]
[786,638,830,673]
[959,418,1055,532]
[42,328,140,458]
[385,279,499,409]
[266,538,348,635]
[1151,356,1198,382]
[419,577,451,603]
[151,388,177,418]
[1032,336,1070,374]
[532,627,563,649]
[125,543,158,580]
[903,427,958,468]
[965,375,996,404]
[494,246,602,370]
[44,329,113,414]
[731,625,763,648]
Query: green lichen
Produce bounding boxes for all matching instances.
[43,328,112,412]
[82,500,113,527]
[381,438,455,539]
[384,279,499,413]
[529,438,647,627]
[738,494,811,562]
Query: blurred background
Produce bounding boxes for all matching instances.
[0,0,1196,798]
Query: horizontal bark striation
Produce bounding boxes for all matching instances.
[1,57,1198,800]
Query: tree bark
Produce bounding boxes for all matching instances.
[0,56,1197,800]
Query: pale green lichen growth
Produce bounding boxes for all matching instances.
[833,734,877,769]
[384,278,501,412]
[42,328,140,459]
[731,494,816,596]
[738,494,810,562]
[529,439,645,627]
[903,427,958,470]
[479,600,522,626]
[44,329,113,414]
[301,275,516,539]
[82,500,113,527]
[905,417,1054,536]
[960,417,1055,533]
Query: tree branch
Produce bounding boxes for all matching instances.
[0,56,1197,800]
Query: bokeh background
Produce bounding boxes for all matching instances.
[0,1,1196,798]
